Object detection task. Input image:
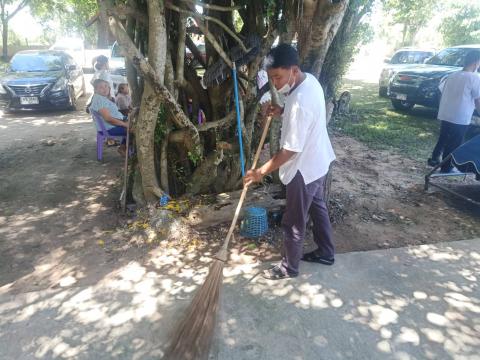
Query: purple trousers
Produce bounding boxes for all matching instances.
[280,171,334,276]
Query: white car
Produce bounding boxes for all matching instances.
[379,48,435,97]
[109,42,127,92]
[50,37,86,68]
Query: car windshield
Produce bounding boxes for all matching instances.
[52,46,82,52]
[390,51,433,64]
[426,48,476,67]
[111,43,124,58]
[10,53,63,72]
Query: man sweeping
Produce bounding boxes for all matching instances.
[244,44,336,280]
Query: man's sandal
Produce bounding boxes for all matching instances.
[262,265,297,280]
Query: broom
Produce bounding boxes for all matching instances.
[163,111,274,360]
[119,120,130,213]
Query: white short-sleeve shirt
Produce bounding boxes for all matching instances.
[279,73,336,185]
[438,71,480,125]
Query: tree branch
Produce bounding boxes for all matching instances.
[178,0,242,12]
[197,106,238,132]
[185,35,207,68]
[166,2,247,53]
[108,4,148,25]
[7,0,29,21]
[108,13,201,152]
[85,12,99,28]
[176,12,187,85]
[195,17,233,69]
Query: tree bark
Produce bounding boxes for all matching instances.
[133,0,168,202]
[299,0,349,77]
[2,19,7,61]
[125,0,142,106]
[97,0,111,47]
[137,84,165,202]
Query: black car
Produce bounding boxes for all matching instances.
[0,50,86,112]
[388,45,480,111]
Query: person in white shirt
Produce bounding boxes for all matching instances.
[428,50,480,173]
[244,44,336,280]
[91,55,114,100]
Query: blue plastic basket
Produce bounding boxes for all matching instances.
[240,207,268,238]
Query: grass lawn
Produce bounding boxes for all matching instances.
[331,78,440,161]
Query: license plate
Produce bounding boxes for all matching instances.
[20,96,39,105]
[396,94,407,101]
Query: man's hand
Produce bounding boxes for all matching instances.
[267,104,283,117]
[243,169,263,186]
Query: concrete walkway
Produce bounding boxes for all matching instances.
[1,239,479,359]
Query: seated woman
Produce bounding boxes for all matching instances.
[90,79,129,156]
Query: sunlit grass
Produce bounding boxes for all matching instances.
[330,79,440,161]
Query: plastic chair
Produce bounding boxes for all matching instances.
[91,110,125,161]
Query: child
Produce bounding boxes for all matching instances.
[115,83,132,116]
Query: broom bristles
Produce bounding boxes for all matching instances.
[163,259,225,360]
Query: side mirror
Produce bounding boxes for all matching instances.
[67,64,77,71]
[384,58,390,64]
[423,58,431,64]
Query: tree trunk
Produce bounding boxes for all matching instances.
[97,0,110,47]
[125,0,142,106]
[2,19,7,61]
[401,23,408,46]
[137,83,164,202]
[133,0,168,203]
[301,0,349,77]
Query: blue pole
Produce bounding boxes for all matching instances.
[232,62,245,177]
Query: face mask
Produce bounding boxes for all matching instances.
[278,70,295,95]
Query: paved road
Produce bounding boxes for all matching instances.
[0,236,478,359]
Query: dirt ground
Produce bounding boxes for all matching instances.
[226,132,480,262]
[0,87,141,295]
[1,83,479,297]
[329,133,480,253]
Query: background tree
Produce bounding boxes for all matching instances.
[0,0,29,60]
[320,0,374,101]
[439,2,480,47]
[30,0,108,47]
[381,0,437,47]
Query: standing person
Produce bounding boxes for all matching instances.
[115,83,132,116]
[243,44,336,280]
[428,50,480,173]
[91,55,114,100]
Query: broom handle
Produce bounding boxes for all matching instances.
[216,114,274,261]
[121,119,130,213]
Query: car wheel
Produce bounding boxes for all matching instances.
[80,77,86,97]
[391,99,414,111]
[68,86,77,111]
